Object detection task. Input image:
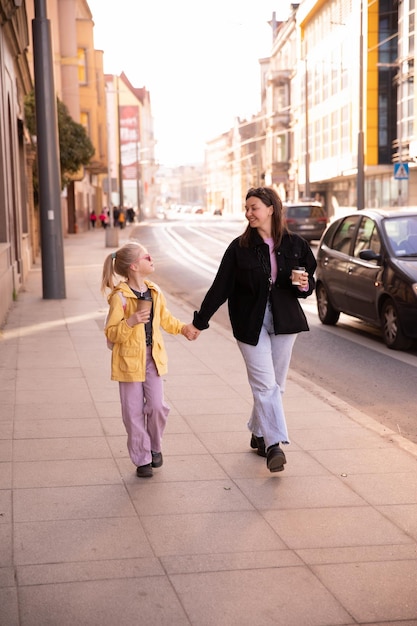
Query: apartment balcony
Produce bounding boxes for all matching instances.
[268,110,290,128]
[267,69,292,85]
[269,161,290,185]
[272,161,290,175]
[86,159,108,175]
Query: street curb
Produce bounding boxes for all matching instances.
[288,369,417,459]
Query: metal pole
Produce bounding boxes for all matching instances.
[397,60,403,206]
[104,81,118,247]
[116,77,124,210]
[32,0,66,298]
[357,0,365,210]
[135,135,142,222]
[305,54,311,199]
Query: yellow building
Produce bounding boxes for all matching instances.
[25,0,107,233]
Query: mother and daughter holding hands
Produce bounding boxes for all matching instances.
[102,187,316,478]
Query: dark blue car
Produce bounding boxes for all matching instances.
[315,208,417,350]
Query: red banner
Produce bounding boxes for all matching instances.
[119,106,140,180]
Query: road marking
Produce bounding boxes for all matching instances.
[162,226,219,277]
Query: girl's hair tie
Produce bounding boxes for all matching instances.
[111,252,116,260]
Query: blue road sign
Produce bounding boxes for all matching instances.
[394,162,409,180]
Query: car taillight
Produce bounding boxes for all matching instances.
[317,217,327,223]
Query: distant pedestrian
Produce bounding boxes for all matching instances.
[89,210,97,229]
[99,209,109,228]
[190,187,317,473]
[118,209,126,229]
[101,241,198,478]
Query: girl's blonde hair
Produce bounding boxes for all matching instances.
[101,240,146,293]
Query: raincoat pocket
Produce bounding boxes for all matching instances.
[119,346,141,373]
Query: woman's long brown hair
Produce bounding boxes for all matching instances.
[240,187,288,249]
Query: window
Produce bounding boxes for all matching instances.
[331,111,338,157]
[332,215,359,254]
[80,111,90,135]
[78,48,87,85]
[353,217,380,257]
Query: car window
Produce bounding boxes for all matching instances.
[310,206,325,218]
[353,217,380,257]
[383,215,417,255]
[331,216,359,254]
[285,205,324,218]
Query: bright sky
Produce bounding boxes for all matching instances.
[87,0,291,167]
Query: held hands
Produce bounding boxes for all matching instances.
[181,323,200,341]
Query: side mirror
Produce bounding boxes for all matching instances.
[359,249,382,263]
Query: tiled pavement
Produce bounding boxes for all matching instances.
[1,226,417,625]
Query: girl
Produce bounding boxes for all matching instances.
[101,240,196,478]
[191,187,317,473]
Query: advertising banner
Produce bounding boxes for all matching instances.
[119,105,140,180]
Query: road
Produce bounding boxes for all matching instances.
[130,214,417,444]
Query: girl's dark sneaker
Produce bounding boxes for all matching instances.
[151,451,163,468]
[136,464,153,478]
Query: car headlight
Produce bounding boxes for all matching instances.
[412,283,417,297]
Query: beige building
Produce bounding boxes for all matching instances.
[0,0,32,325]
[206,131,232,214]
[205,114,265,216]
[206,1,414,216]
[105,72,157,221]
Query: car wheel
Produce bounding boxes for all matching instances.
[316,283,340,325]
[381,299,412,350]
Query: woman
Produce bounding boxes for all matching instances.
[192,187,317,473]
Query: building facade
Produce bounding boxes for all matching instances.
[104,72,157,221]
[25,0,108,234]
[206,1,414,217]
[0,0,32,325]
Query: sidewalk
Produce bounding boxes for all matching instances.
[1,226,417,626]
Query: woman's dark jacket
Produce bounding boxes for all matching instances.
[193,229,317,346]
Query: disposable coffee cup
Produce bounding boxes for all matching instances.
[137,299,152,320]
[291,266,305,286]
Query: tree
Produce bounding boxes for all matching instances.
[24,91,95,190]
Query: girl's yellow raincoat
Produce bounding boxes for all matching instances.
[105,281,185,382]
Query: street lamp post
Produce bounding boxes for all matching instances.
[104,80,119,247]
[396,60,404,206]
[135,136,142,222]
[357,0,365,210]
[305,54,311,199]
[32,0,66,298]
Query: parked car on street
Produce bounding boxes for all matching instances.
[315,208,417,350]
[283,201,328,241]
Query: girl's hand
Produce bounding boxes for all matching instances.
[126,310,151,326]
[182,323,200,340]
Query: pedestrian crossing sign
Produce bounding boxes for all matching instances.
[394,162,409,180]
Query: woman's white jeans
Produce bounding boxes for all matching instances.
[237,303,297,450]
